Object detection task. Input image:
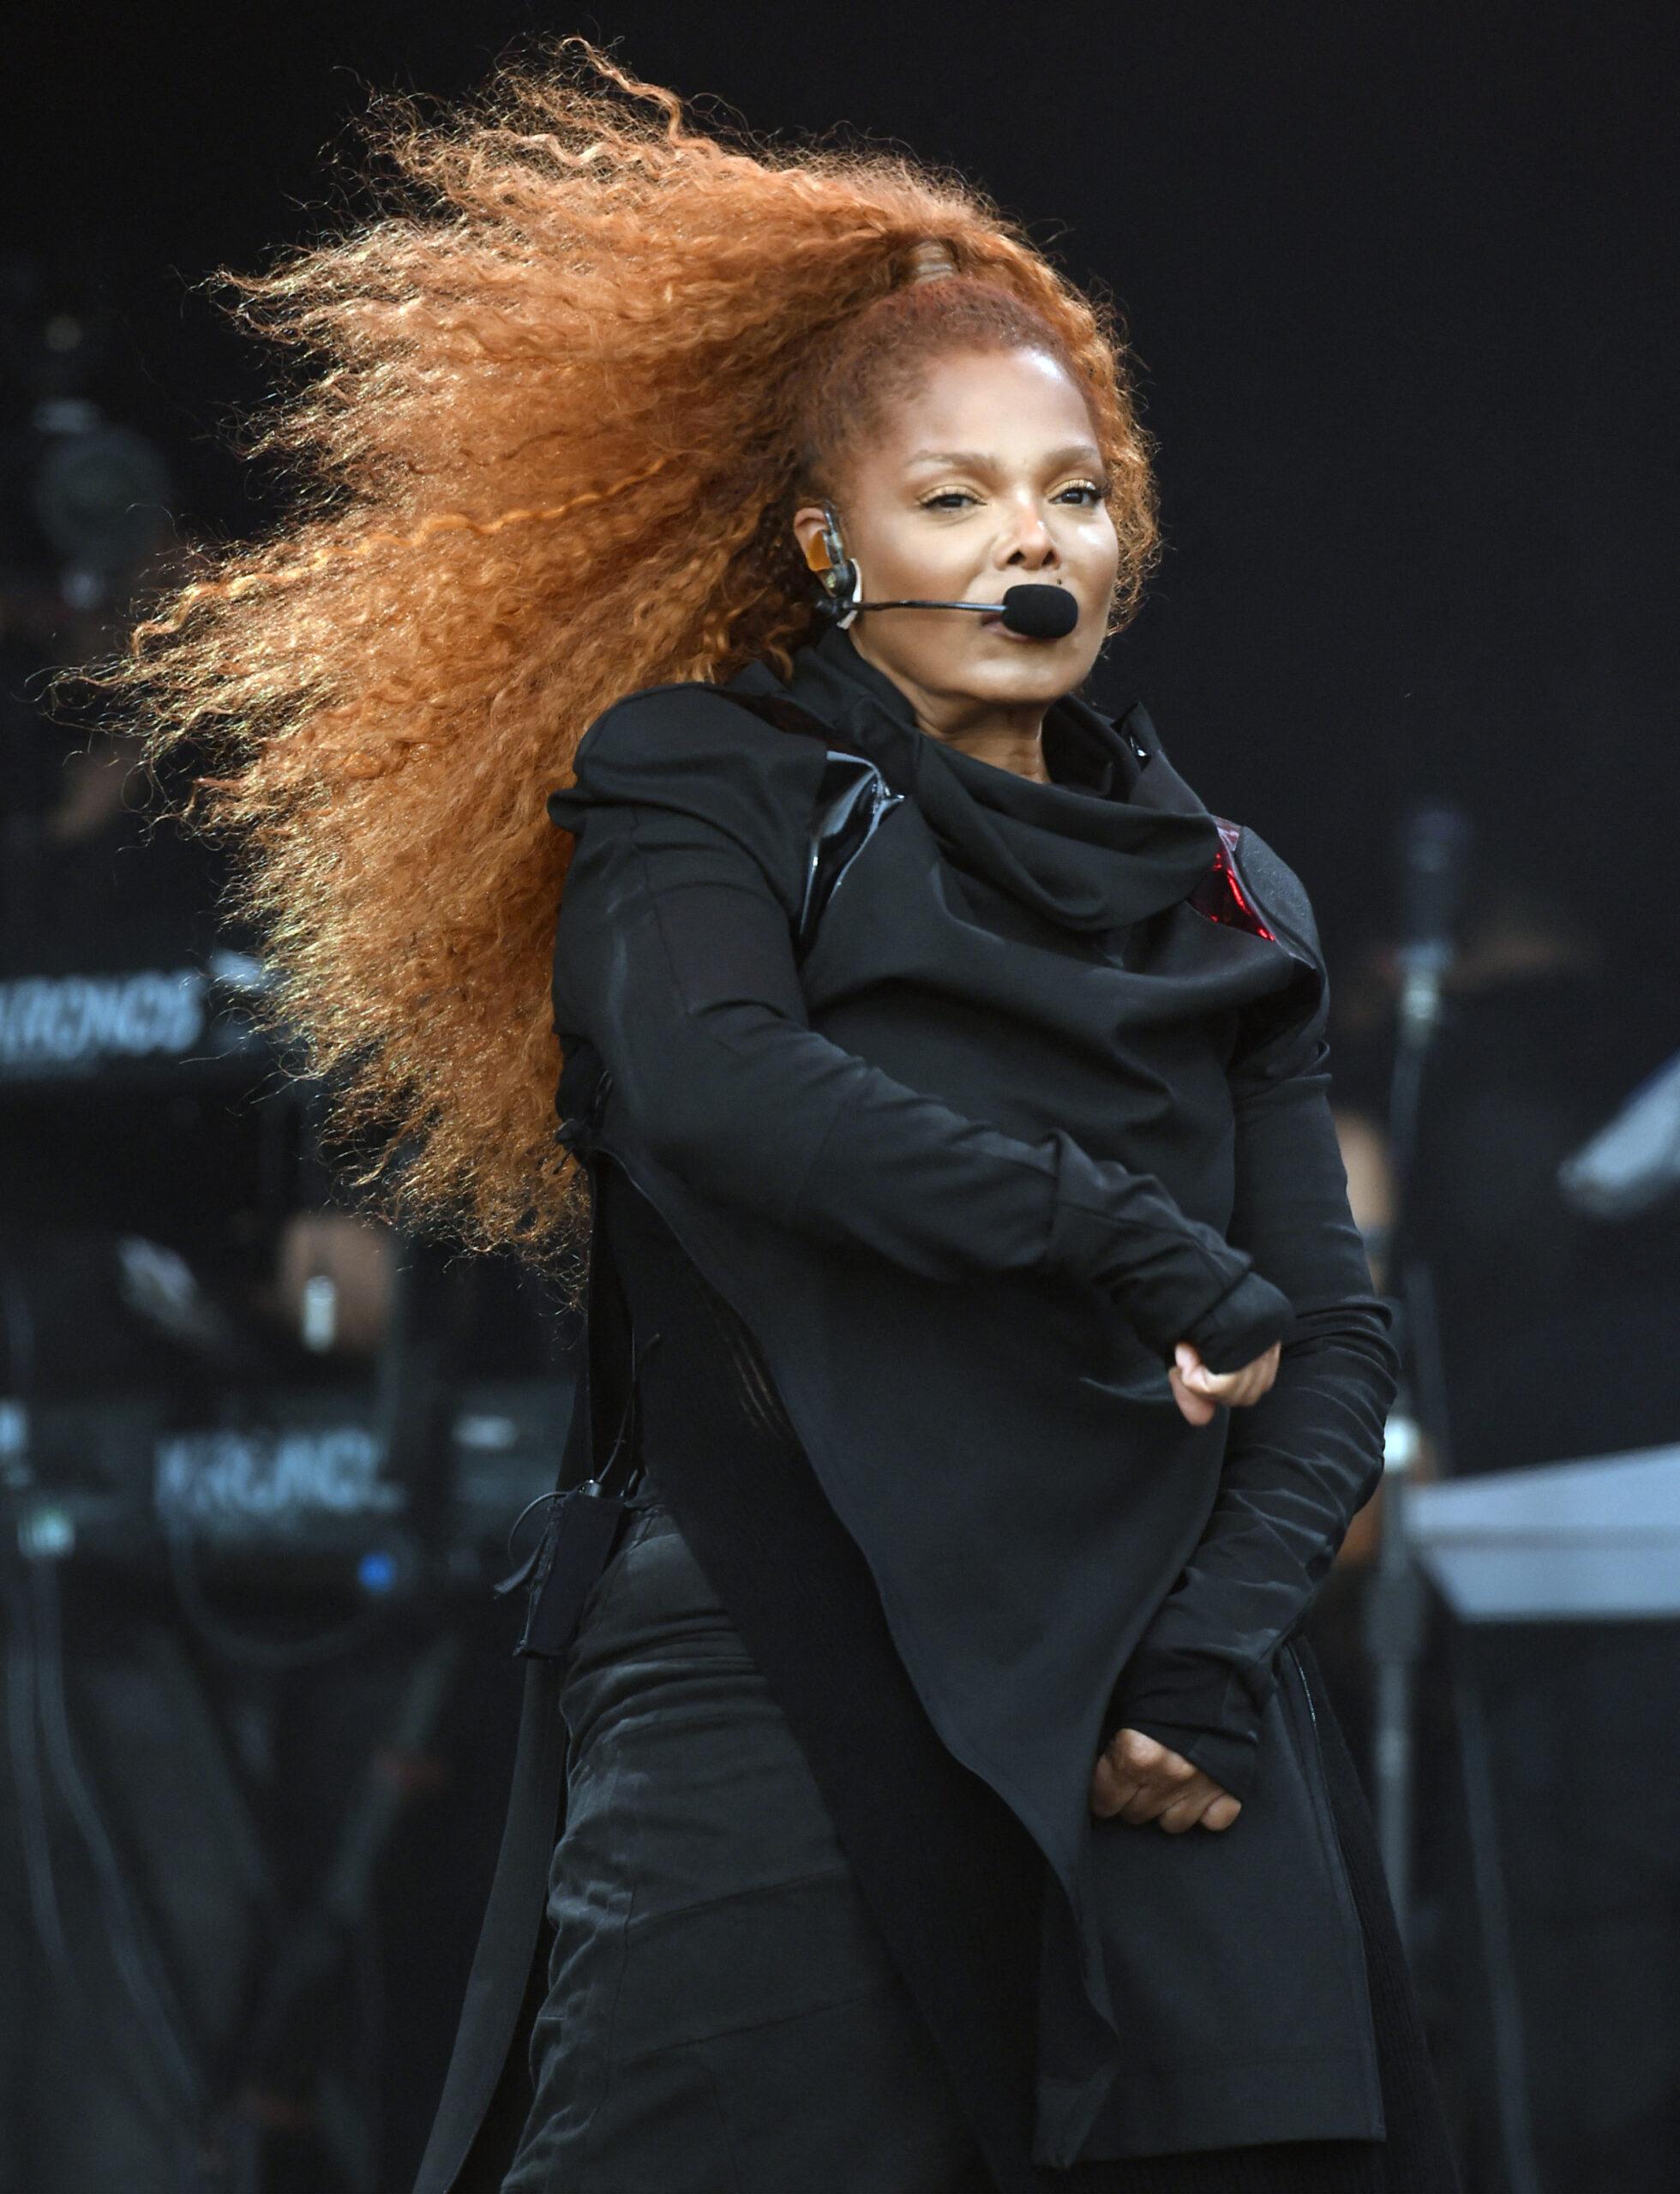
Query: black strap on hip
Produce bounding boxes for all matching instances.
[410,1153,654,2194]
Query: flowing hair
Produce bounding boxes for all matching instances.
[98,38,1160,1275]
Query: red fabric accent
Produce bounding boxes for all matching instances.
[1188,819,1276,942]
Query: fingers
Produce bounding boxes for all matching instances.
[1156,1788,1243,1834]
[1094,1729,1197,1823]
[1110,1728,1173,1778]
[1089,1726,1172,1817]
[1171,1340,1281,1413]
[1155,1790,1209,1834]
[1089,1727,1244,1834]
[1206,1346,1276,1406]
[1167,1364,1217,1426]
[1088,1752,1130,1817]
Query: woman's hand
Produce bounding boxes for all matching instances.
[1167,1339,1281,1426]
[1089,1728,1243,1832]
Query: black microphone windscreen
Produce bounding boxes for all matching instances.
[999,584,1078,639]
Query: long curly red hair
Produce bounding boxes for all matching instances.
[106,39,1159,1273]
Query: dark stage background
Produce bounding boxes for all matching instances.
[4,6,1678,2191]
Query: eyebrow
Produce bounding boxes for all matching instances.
[903,442,1105,472]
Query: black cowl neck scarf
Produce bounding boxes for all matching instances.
[765,620,1225,933]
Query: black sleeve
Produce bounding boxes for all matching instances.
[1105,830,1400,1801]
[547,686,1291,1364]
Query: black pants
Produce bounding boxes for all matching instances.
[501,1496,987,2193]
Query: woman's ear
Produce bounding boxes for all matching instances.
[792,502,838,576]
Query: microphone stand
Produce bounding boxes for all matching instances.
[1365,808,1468,1948]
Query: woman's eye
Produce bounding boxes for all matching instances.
[919,482,1107,512]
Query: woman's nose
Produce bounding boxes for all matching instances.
[998,505,1058,566]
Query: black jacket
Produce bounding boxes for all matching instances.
[539,626,1400,2166]
[415,625,1407,2191]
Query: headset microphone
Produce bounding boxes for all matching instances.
[858,584,1080,639]
[803,503,1079,640]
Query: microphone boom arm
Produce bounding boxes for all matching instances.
[851,584,1079,640]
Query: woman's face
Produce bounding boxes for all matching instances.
[793,345,1120,722]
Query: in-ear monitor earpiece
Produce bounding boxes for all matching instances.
[804,500,862,627]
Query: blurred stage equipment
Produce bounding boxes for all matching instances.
[0,259,174,609]
[8,1374,574,1621]
[1,266,580,2184]
[1408,1440,1680,1622]
[1558,1047,1680,1219]
[1365,799,1474,1948]
[1,950,574,2191]
[0,964,573,1728]
[1364,795,1680,2192]
[31,408,173,609]
[0,949,272,1086]
[1407,1445,1680,2194]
